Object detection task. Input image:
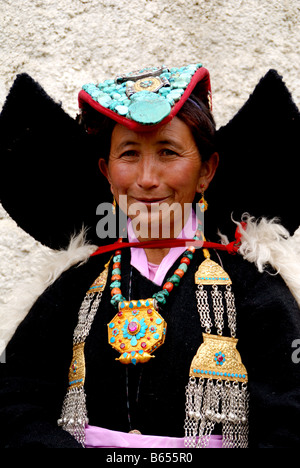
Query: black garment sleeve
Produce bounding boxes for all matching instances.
[230,257,300,448]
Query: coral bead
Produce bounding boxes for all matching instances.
[174,268,185,278]
[180,257,190,265]
[113,262,121,269]
[163,281,174,292]
[111,287,121,297]
[115,250,122,255]
[111,274,121,281]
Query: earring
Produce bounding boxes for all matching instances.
[198,184,208,213]
[112,196,116,215]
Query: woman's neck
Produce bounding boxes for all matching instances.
[144,247,170,265]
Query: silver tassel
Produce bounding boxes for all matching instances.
[58,386,88,447]
[185,377,249,448]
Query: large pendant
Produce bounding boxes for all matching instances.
[189,333,248,383]
[107,298,167,364]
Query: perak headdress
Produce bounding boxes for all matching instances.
[78,63,211,130]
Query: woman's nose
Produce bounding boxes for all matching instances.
[136,155,160,189]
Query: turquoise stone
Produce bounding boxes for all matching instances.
[152,291,167,304]
[179,73,192,83]
[160,72,171,79]
[115,105,129,115]
[169,274,180,286]
[130,336,138,347]
[112,92,122,100]
[110,294,125,306]
[110,280,121,289]
[158,87,170,95]
[112,268,121,275]
[166,96,175,106]
[184,252,194,260]
[172,80,187,89]
[128,92,171,124]
[169,89,184,100]
[103,86,114,93]
[108,100,119,110]
[90,90,102,99]
[98,95,112,107]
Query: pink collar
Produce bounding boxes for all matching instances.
[127,210,198,286]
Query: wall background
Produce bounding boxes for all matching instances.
[1,0,300,308]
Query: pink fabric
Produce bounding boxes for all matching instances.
[147,262,160,281]
[127,209,198,286]
[85,425,223,448]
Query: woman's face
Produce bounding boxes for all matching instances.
[99,116,218,239]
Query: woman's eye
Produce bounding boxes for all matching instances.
[120,150,138,158]
[161,149,178,157]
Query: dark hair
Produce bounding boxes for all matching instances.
[77,93,216,162]
[177,95,216,161]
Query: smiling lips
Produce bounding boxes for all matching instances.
[133,197,169,205]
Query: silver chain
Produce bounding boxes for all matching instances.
[195,285,212,333]
[224,285,237,338]
[196,284,237,337]
[211,285,224,335]
[73,292,103,345]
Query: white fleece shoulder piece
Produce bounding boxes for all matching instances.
[235,215,300,308]
[0,230,97,354]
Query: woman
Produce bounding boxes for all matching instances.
[0,63,300,449]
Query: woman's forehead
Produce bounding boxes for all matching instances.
[110,116,194,148]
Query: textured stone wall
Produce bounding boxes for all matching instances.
[1,0,300,307]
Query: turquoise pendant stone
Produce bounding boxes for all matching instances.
[128,92,171,124]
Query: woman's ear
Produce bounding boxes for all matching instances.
[99,158,114,196]
[99,158,110,182]
[197,152,219,192]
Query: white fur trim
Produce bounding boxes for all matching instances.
[236,215,300,308]
[0,230,97,354]
[1,218,299,355]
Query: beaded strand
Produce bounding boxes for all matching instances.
[110,223,205,309]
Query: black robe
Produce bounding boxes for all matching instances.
[1,246,300,448]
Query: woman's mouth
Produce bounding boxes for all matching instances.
[133,196,169,205]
